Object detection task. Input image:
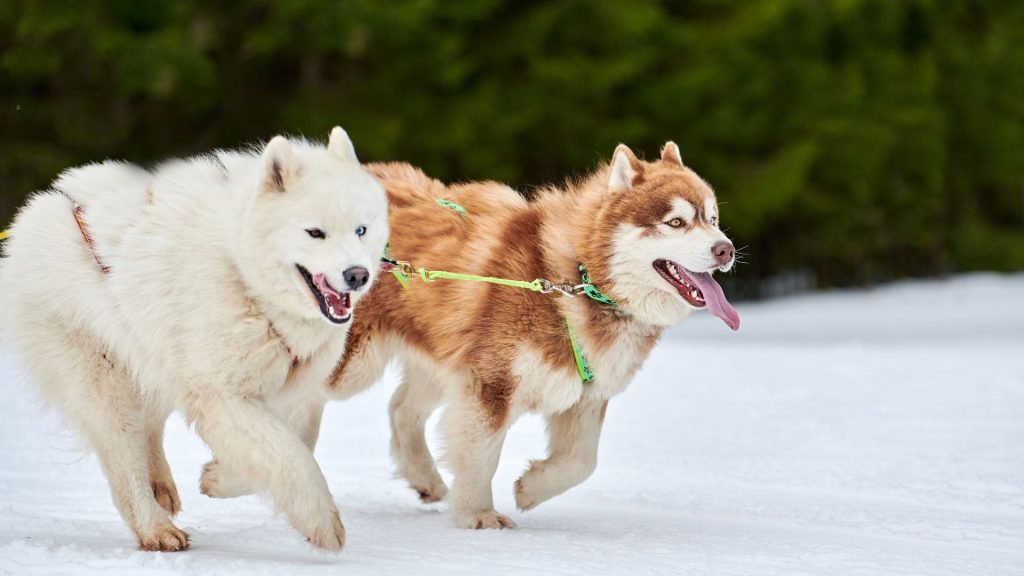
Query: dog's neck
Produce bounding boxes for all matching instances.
[531,176,664,390]
[536,172,627,316]
[237,269,338,362]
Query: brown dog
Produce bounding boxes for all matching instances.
[319,142,739,528]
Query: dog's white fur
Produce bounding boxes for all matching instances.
[0,127,387,552]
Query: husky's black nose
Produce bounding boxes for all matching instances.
[343,266,370,290]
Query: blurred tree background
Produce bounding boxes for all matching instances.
[2,0,1022,297]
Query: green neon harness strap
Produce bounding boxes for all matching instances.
[392,268,410,289]
[397,265,594,382]
[565,315,594,383]
[397,264,593,381]
[416,268,543,291]
[435,198,467,215]
[385,196,610,383]
[382,242,411,288]
[577,263,617,306]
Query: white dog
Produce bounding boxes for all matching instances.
[0,127,388,551]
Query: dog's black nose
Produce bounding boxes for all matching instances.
[343,266,370,290]
[712,241,735,266]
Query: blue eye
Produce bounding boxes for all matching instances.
[355,226,367,237]
[306,228,326,239]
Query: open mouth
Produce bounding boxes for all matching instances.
[654,259,707,308]
[296,265,352,324]
[653,259,740,331]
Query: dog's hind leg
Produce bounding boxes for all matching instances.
[24,325,189,551]
[389,359,447,503]
[146,414,181,515]
[514,399,607,511]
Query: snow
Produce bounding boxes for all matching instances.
[1,273,1022,575]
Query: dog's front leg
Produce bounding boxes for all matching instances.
[200,393,327,499]
[441,388,516,529]
[189,393,346,552]
[514,398,608,511]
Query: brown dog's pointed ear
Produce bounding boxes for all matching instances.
[661,141,683,166]
[609,144,642,192]
[261,136,295,193]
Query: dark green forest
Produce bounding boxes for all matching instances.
[2,0,1022,296]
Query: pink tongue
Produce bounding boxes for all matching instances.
[687,271,740,331]
[313,273,346,312]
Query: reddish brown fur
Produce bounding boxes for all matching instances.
[329,151,716,429]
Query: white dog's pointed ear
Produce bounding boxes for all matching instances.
[262,136,295,193]
[327,126,358,163]
[609,144,642,192]
[660,141,683,166]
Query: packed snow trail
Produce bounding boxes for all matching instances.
[1,274,1021,575]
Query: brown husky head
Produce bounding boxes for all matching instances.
[582,142,739,330]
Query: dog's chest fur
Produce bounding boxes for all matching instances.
[511,303,663,414]
[582,315,663,400]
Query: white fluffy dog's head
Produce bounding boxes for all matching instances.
[234,127,388,325]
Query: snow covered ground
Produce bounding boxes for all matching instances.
[1,273,1022,576]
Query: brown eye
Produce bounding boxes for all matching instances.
[710,216,718,226]
[667,218,684,228]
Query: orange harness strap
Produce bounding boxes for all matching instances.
[72,205,111,275]
[268,321,301,369]
[75,201,300,369]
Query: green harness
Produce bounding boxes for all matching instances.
[434,198,467,216]
[567,263,616,383]
[381,201,616,383]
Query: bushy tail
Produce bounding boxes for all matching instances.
[364,162,448,209]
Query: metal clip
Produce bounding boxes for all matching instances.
[396,261,415,277]
[536,279,579,296]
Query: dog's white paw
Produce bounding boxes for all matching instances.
[199,460,254,499]
[409,478,448,504]
[514,462,560,511]
[299,508,346,553]
[137,522,190,552]
[515,458,594,511]
[513,476,543,512]
[454,509,517,530]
